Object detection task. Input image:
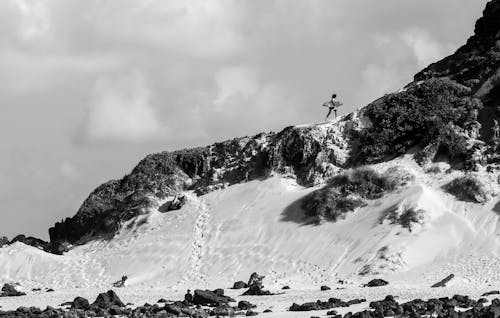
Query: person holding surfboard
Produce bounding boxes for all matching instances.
[322,94,343,120]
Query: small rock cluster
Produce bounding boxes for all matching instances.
[290,297,366,311]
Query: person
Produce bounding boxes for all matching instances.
[184,289,193,304]
[322,94,343,120]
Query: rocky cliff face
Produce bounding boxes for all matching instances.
[48,0,500,248]
[49,117,360,245]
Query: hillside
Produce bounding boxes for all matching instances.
[1,0,500,312]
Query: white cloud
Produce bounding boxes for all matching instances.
[214,66,260,110]
[10,0,51,41]
[401,28,454,68]
[83,72,165,143]
[60,161,80,181]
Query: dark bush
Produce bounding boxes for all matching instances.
[443,175,487,203]
[301,168,396,221]
[357,78,480,164]
[381,205,424,232]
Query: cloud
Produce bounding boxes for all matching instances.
[60,161,80,181]
[81,72,166,143]
[401,28,454,68]
[213,66,260,110]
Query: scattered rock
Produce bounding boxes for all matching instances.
[326,310,338,316]
[321,285,331,291]
[263,309,272,313]
[45,288,55,292]
[282,286,290,290]
[246,310,259,316]
[431,274,454,288]
[365,279,388,287]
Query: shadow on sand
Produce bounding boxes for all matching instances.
[280,196,320,226]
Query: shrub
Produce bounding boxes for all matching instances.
[443,175,487,203]
[301,167,396,221]
[381,205,425,232]
[357,78,480,164]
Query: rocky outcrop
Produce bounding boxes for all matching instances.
[0,236,8,248]
[49,118,358,246]
[46,0,500,249]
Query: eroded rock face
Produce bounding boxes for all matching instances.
[48,117,359,246]
[0,236,8,248]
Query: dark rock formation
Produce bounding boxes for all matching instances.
[431,274,455,288]
[232,281,248,289]
[0,284,25,297]
[192,289,235,306]
[238,301,256,310]
[71,297,91,310]
[91,290,125,309]
[289,298,366,312]
[365,279,389,287]
[209,304,235,316]
[0,236,8,248]
[483,290,500,296]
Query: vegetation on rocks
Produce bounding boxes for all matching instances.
[301,167,396,221]
[443,175,487,203]
[358,78,481,165]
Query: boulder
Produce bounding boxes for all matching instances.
[210,304,235,316]
[365,279,389,287]
[321,285,331,291]
[71,297,90,310]
[91,290,125,309]
[193,289,235,306]
[246,310,258,316]
[233,281,248,289]
[1,283,26,297]
[238,301,256,310]
[164,304,182,316]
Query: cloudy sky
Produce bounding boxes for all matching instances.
[0,0,488,239]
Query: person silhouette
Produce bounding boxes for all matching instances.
[322,94,343,120]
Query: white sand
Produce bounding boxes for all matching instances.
[1,156,500,313]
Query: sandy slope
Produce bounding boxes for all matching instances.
[1,156,500,311]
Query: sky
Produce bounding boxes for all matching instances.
[0,0,489,240]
